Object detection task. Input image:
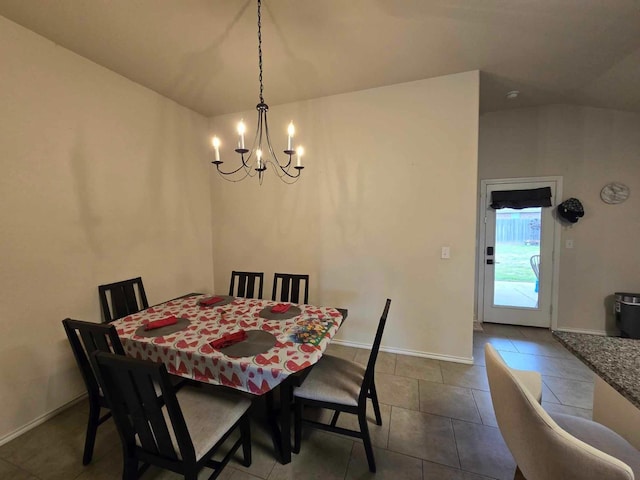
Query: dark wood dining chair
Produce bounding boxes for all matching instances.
[62,318,126,465]
[229,271,264,299]
[98,277,149,323]
[93,351,252,480]
[271,273,309,304]
[293,299,391,472]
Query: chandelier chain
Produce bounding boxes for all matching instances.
[257,0,264,103]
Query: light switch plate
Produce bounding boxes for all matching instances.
[566,239,574,249]
[441,246,451,259]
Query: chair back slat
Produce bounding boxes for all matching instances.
[229,271,264,299]
[79,329,116,356]
[62,318,125,400]
[359,299,392,402]
[112,366,160,454]
[94,352,195,462]
[129,370,176,458]
[112,284,138,319]
[98,277,148,323]
[272,273,309,304]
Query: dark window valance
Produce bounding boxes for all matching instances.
[490,187,552,210]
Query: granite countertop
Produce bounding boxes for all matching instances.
[553,331,640,409]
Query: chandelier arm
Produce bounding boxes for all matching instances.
[262,113,290,169]
[257,109,265,160]
[261,114,303,180]
[213,158,253,177]
[276,165,302,179]
[213,163,253,182]
[261,158,300,183]
[240,151,254,168]
[275,171,302,184]
[265,153,302,179]
[246,116,262,167]
[213,149,258,176]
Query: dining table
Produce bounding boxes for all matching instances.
[111,293,347,464]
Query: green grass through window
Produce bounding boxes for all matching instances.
[494,244,540,282]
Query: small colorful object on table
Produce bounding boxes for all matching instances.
[210,329,248,349]
[144,315,178,331]
[199,296,224,306]
[271,303,291,314]
[289,319,334,346]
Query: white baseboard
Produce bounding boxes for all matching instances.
[0,393,87,447]
[2,338,479,447]
[555,327,609,336]
[330,339,474,365]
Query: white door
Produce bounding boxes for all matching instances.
[480,179,559,328]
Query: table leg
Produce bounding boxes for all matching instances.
[267,369,311,464]
[265,379,293,464]
[279,379,292,464]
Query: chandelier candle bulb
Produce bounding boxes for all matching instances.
[287,122,295,151]
[212,137,221,161]
[237,121,246,149]
[296,146,304,167]
[256,148,262,169]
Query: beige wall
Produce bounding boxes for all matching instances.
[0,17,214,441]
[210,71,479,361]
[479,105,640,333]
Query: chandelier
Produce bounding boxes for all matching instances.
[211,0,304,184]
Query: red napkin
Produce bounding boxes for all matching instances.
[210,330,247,349]
[271,303,291,314]
[200,296,224,306]
[144,315,178,331]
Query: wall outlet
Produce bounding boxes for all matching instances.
[441,246,451,259]
[565,239,574,249]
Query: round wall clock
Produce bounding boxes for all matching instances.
[600,182,630,204]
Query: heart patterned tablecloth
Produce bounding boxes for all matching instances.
[112,295,345,395]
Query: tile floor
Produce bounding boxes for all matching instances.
[0,323,595,480]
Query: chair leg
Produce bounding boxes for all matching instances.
[358,408,376,473]
[369,381,382,426]
[265,389,276,420]
[82,400,101,465]
[240,414,252,467]
[293,399,303,454]
[330,410,340,427]
[122,456,138,480]
[184,470,198,480]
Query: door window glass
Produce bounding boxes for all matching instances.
[493,207,541,308]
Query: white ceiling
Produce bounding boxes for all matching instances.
[1,0,639,117]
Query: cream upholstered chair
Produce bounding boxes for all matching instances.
[510,365,542,404]
[485,344,639,480]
